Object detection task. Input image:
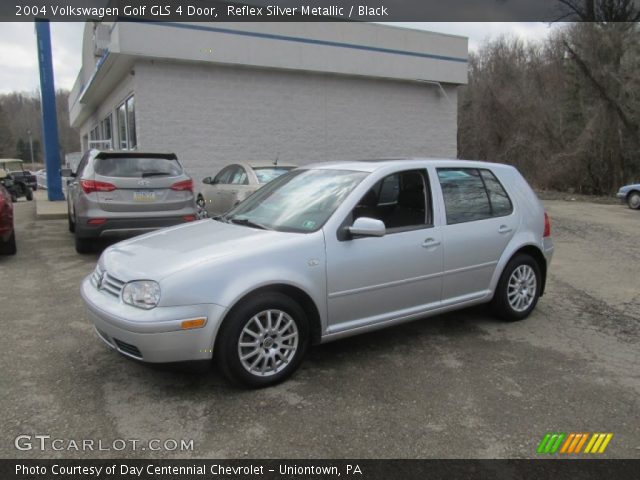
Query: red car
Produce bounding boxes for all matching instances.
[0,183,16,255]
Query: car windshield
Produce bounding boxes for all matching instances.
[94,157,183,178]
[253,166,295,184]
[222,169,368,233]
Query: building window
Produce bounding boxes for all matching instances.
[100,114,113,149]
[117,94,137,150]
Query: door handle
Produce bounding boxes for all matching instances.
[422,238,441,248]
[498,225,513,234]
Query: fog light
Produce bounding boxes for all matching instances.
[181,318,207,330]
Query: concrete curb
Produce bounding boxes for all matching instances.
[34,190,67,220]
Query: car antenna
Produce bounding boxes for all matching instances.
[273,152,279,166]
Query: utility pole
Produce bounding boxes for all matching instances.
[27,128,34,170]
[35,19,64,201]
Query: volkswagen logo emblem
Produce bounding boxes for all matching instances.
[137,179,150,186]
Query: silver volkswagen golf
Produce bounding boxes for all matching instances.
[81,159,554,387]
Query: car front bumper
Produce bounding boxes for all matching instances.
[616,192,627,202]
[80,275,227,363]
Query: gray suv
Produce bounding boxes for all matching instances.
[64,150,197,253]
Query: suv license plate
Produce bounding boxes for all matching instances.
[133,191,156,202]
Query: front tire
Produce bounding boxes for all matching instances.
[215,292,309,388]
[491,254,541,321]
[627,191,640,210]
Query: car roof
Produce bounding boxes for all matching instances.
[302,158,516,173]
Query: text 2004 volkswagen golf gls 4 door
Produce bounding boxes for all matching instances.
[81,159,554,387]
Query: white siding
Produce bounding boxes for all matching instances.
[133,60,458,180]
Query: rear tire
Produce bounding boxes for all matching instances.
[0,231,17,255]
[68,209,75,233]
[215,292,309,388]
[491,254,541,322]
[627,191,640,210]
[74,232,93,254]
[25,187,33,201]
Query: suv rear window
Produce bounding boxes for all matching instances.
[94,157,182,178]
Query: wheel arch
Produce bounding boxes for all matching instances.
[215,283,323,349]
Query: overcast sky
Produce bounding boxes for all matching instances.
[0,22,558,95]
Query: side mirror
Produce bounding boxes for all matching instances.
[60,168,74,177]
[202,177,211,184]
[348,217,386,238]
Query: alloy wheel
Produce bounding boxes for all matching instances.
[507,265,537,312]
[237,309,299,377]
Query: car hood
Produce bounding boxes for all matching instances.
[101,219,297,281]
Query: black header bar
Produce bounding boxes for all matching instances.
[4,0,640,22]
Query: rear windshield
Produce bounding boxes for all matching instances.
[253,167,295,184]
[94,157,182,178]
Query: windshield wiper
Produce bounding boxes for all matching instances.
[227,217,270,230]
[141,172,171,178]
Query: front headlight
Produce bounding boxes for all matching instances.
[122,281,161,310]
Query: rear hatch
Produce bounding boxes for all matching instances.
[92,153,193,213]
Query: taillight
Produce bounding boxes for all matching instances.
[171,179,193,192]
[87,218,107,225]
[183,215,196,222]
[81,180,116,194]
[543,212,551,238]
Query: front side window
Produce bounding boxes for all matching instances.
[352,169,430,231]
[437,168,512,224]
[223,169,367,233]
[214,167,234,185]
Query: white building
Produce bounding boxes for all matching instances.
[69,22,468,180]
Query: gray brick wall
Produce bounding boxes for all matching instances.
[117,60,458,181]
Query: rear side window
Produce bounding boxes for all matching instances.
[94,157,182,178]
[480,169,513,217]
[437,168,512,225]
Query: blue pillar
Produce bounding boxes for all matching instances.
[35,19,64,201]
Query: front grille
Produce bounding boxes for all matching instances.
[92,265,125,298]
[113,338,143,359]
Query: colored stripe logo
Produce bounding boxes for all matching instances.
[537,433,613,454]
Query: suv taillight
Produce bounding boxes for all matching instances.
[81,180,116,194]
[170,179,193,192]
[543,212,551,238]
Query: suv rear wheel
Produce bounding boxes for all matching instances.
[215,292,309,388]
[492,254,541,321]
[74,231,93,254]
